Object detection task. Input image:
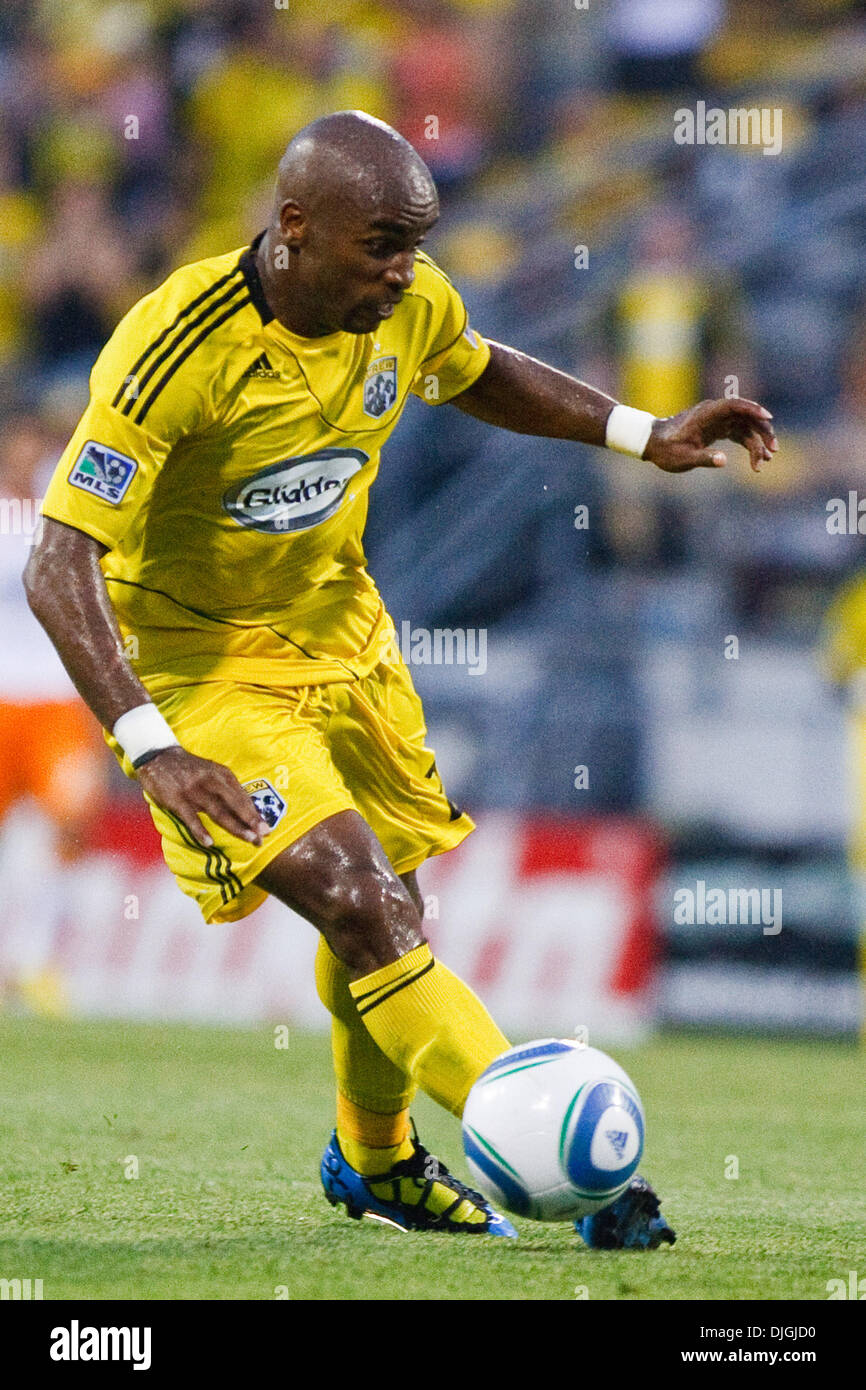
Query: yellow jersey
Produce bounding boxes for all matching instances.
[41,234,490,693]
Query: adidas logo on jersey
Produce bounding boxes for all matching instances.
[242,353,280,380]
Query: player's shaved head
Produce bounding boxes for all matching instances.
[256,111,440,337]
[273,110,437,224]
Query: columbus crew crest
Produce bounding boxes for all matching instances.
[363,356,397,418]
[243,778,286,830]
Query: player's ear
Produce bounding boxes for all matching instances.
[278,200,307,249]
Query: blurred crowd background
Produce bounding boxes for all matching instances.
[2,0,865,1032]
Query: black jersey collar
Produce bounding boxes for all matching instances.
[238,231,274,325]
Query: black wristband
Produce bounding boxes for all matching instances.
[131,746,175,770]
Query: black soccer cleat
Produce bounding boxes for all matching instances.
[576,1175,677,1250]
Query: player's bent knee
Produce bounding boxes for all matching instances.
[256,839,424,975]
[317,857,398,920]
[254,811,424,972]
[320,864,424,975]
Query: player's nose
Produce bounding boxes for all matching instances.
[384,253,415,293]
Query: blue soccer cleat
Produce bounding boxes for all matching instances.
[576,1175,677,1250]
[321,1128,518,1236]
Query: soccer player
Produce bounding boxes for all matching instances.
[24,111,776,1246]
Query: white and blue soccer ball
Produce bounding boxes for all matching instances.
[462,1038,645,1222]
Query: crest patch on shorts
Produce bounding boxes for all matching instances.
[244,778,286,830]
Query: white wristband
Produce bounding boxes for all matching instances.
[113,703,179,768]
[604,404,656,459]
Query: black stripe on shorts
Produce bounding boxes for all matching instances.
[167,811,243,905]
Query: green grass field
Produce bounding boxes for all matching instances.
[0,1018,862,1301]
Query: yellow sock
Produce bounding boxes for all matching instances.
[336,1094,414,1175]
[315,937,418,1174]
[349,943,510,1117]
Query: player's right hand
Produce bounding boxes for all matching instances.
[644,397,777,473]
[136,746,269,848]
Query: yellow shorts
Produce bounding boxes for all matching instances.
[110,656,474,924]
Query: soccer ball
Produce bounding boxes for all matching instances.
[462,1038,645,1222]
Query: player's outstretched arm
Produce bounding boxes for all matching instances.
[23,520,268,849]
[452,340,777,472]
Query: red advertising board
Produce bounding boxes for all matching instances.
[0,804,664,1041]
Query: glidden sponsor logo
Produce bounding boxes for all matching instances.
[223,448,368,533]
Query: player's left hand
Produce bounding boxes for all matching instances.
[643,397,777,474]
